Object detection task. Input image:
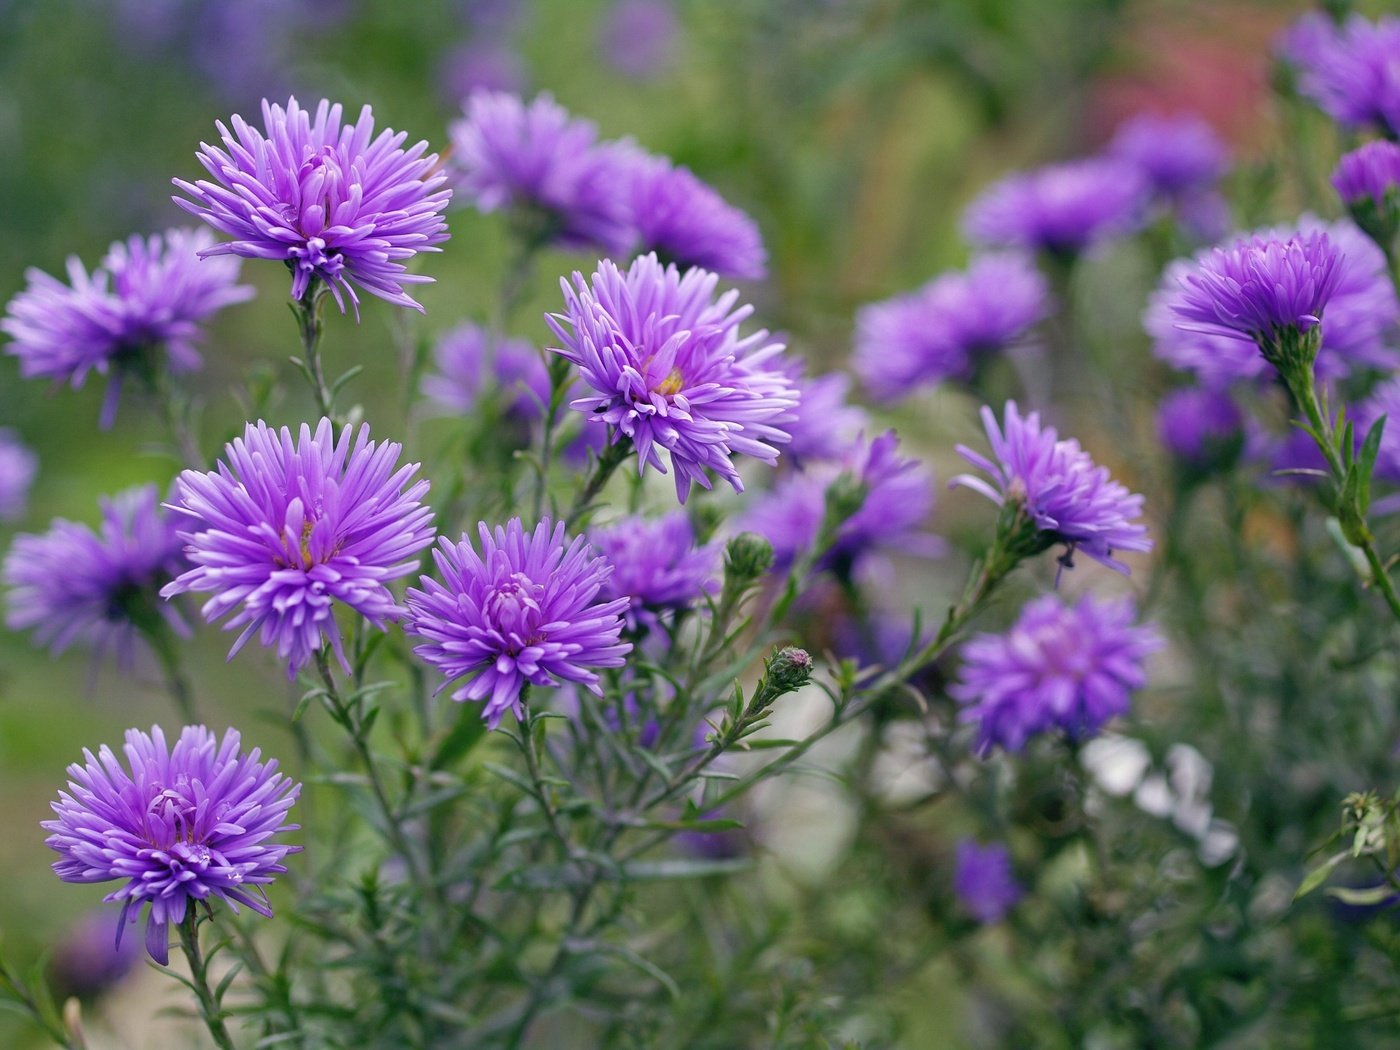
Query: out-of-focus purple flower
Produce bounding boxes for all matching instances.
[782,368,869,465]
[951,593,1162,753]
[623,152,767,279]
[1281,14,1400,137]
[1333,140,1400,210]
[449,91,635,255]
[440,40,528,103]
[1107,113,1229,199]
[591,512,718,631]
[954,840,1022,923]
[406,518,631,729]
[598,0,679,81]
[43,725,300,965]
[420,321,547,420]
[174,97,451,316]
[4,485,187,667]
[0,429,37,522]
[548,254,797,502]
[1356,378,1400,485]
[741,431,938,574]
[855,253,1049,400]
[952,401,1152,574]
[160,420,436,679]
[963,159,1149,256]
[50,908,142,1000]
[1149,218,1400,385]
[1156,387,1244,468]
[2,229,252,427]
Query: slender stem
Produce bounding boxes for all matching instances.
[512,694,572,856]
[0,954,85,1050]
[293,284,335,420]
[177,909,237,1050]
[564,440,631,524]
[136,610,199,724]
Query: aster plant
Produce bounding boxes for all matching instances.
[1333,141,1400,277]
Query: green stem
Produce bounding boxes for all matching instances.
[177,909,237,1050]
[292,283,335,420]
[564,440,631,524]
[512,693,572,857]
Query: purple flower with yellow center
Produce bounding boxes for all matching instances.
[624,152,767,279]
[4,485,187,667]
[405,518,632,729]
[450,91,635,255]
[174,97,451,316]
[952,401,1151,574]
[591,512,718,631]
[160,419,436,678]
[2,228,252,427]
[0,429,37,522]
[951,593,1162,753]
[855,253,1049,401]
[963,158,1149,256]
[954,840,1022,923]
[547,253,798,502]
[43,725,300,965]
[1156,387,1244,469]
[1282,14,1400,137]
[420,320,547,420]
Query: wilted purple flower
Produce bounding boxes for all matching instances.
[174,97,451,316]
[954,840,1022,923]
[951,593,1162,753]
[548,254,797,502]
[623,152,766,279]
[450,91,634,255]
[1282,14,1400,137]
[952,402,1151,574]
[49,908,142,1000]
[43,725,300,964]
[591,512,718,630]
[1333,141,1400,210]
[1107,113,1229,198]
[598,0,679,81]
[160,419,436,678]
[742,431,938,573]
[782,368,869,465]
[420,321,547,420]
[1157,387,1244,468]
[963,158,1149,256]
[4,485,187,667]
[405,518,632,729]
[855,254,1049,400]
[2,228,252,427]
[0,429,37,521]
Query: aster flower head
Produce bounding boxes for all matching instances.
[591,512,719,631]
[1356,378,1400,486]
[954,840,1022,924]
[1333,141,1400,249]
[951,593,1162,753]
[548,253,798,502]
[43,725,300,964]
[450,91,635,255]
[420,321,547,420]
[952,401,1152,574]
[856,254,1049,401]
[598,0,679,81]
[782,368,870,465]
[0,429,37,522]
[174,97,451,316]
[4,485,187,667]
[160,419,436,678]
[3,228,252,427]
[1283,14,1400,137]
[405,518,632,729]
[624,152,767,279]
[1156,386,1244,470]
[963,158,1149,257]
[1107,113,1229,199]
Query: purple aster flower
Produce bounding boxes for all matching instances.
[160,419,437,678]
[547,253,798,502]
[954,840,1022,923]
[1333,141,1400,210]
[963,158,1149,256]
[0,429,37,522]
[50,907,142,1000]
[741,431,939,574]
[174,97,451,316]
[782,368,870,465]
[1156,387,1244,468]
[405,518,632,729]
[591,512,718,631]
[4,485,187,667]
[951,593,1162,753]
[855,253,1049,401]
[1356,378,1400,485]
[42,725,300,965]
[439,40,528,104]
[623,152,767,279]
[952,401,1152,574]
[420,321,548,421]
[598,0,679,81]
[449,91,635,255]
[1106,113,1229,199]
[1283,14,1400,137]
[3,228,252,427]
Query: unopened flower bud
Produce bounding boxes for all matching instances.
[724,532,774,582]
[765,646,813,694]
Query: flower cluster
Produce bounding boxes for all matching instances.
[43,725,300,964]
[161,419,437,678]
[1281,13,1400,137]
[174,96,451,315]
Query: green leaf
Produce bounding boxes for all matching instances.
[1294,850,1350,900]
[1324,884,1396,907]
[430,705,490,770]
[620,857,752,881]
